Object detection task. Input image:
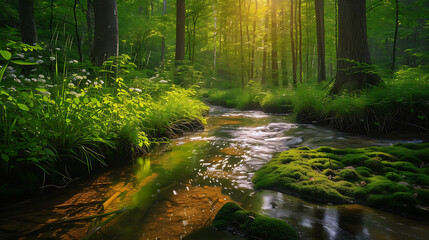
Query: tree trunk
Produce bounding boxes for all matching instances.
[262,0,270,85]
[290,0,297,85]
[271,0,278,85]
[160,0,167,67]
[91,0,119,66]
[391,0,399,71]
[315,0,326,83]
[87,0,95,55]
[175,0,186,64]
[239,0,245,88]
[74,0,83,62]
[280,8,288,86]
[250,0,258,79]
[19,0,38,44]
[298,0,302,84]
[331,0,381,94]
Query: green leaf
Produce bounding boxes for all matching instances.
[44,148,56,156]
[0,50,11,60]
[11,60,37,66]
[17,103,29,111]
[1,153,9,162]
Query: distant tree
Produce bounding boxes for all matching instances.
[18,0,37,44]
[391,0,399,71]
[175,0,186,64]
[271,0,278,85]
[86,0,95,55]
[161,0,167,67]
[315,0,326,83]
[331,0,381,94]
[290,0,297,85]
[91,0,119,66]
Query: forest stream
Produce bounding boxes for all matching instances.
[1,105,429,240]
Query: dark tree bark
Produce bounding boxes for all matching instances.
[175,0,186,64]
[161,0,167,66]
[298,0,302,84]
[74,0,83,62]
[239,0,245,88]
[315,0,326,82]
[290,0,297,85]
[250,0,258,79]
[271,0,278,85]
[331,0,381,94]
[280,8,288,86]
[262,0,270,85]
[91,0,119,66]
[19,0,38,44]
[87,0,95,55]
[391,0,399,71]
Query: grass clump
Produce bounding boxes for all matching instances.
[253,143,429,218]
[212,202,298,240]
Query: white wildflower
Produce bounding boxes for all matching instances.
[68,83,75,87]
[55,48,60,51]
[38,74,44,79]
[83,76,87,80]
[73,60,78,63]
[47,77,51,80]
[40,91,51,96]
[159,80,168,84]
[30,68,37,72]
[100,80,104,85]
[87,72,90,76]
[9,74,17,78]
[87,80,91,83]
[36,60,44,64]
[32,78,37,82]
[8,87,16,91]
[38,55,43,58]
[50,56,56,61]
[47,84,54,88]
[24,78,31,83]
[7,66,13,71]
[14,78,21,84]
[82,69,86,73]
[69,60,74,63]
[149,76,156,80]
[38,79,46,83]
[156,74,160,78]
[16,53,24,58]
[94,81,98,85]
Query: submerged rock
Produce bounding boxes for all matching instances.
[212,202,298,240]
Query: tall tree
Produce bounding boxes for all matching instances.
[298,0,302,83]
[331,0,381,94]
[391,0,399,71]
[250,0,258,79]
[239,0,245,88]
[315,0,326,82]
[86,0,95,55]
[262,0,270,85]
[271,0,279,85]
[161,0,167,67]
[175,0,186,64]
[18,0,37,44]
[290,0,297,85]
[91,0,119,66]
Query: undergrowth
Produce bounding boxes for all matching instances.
[205,65,429,134]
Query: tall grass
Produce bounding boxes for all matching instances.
[205,65,429,133]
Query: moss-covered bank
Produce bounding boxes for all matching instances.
[212,202,298,240]
[253,143,429,219]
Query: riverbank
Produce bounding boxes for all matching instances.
[0,81,208,205]
[203,67,429,135]
[253,143,429,220]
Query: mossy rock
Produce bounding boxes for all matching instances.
[254,144,429,218]
[212,202,298,240]
[323,168,336,177]
[337,169,360,182]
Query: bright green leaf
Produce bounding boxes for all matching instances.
[0,50,11,60]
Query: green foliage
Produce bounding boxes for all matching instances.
[212,202,298,240]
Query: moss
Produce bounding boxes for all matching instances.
[254,144,429,217]
[212,202,298,240]
[323,168,336,177]
[364,158,384,172]
[323,160,344,170]
[385,172,402,182]
[337,169,360,182]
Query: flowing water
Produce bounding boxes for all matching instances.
[2,105,428,239]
